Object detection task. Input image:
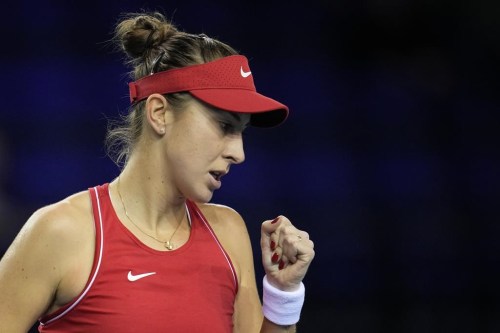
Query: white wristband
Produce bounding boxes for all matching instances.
[262,275,305,326]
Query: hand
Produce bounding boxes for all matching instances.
[261,216,315,291]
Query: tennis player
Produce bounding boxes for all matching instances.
[0,12,314,332]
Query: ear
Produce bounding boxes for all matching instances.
[145,93,170,135]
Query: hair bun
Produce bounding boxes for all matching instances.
[115,12,178,59]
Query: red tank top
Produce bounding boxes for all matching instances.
[39,184,238,332]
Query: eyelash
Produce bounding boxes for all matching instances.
[219,122,235,133]
[219,122,247,136]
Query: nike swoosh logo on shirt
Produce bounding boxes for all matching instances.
[127,271,156,282]
[240,66,252,78]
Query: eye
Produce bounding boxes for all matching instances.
[219,121,235,134]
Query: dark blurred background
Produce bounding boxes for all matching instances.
[1,1,499,332]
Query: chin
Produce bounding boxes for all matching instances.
[187,190,214,204]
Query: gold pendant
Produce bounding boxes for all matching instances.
[165,241,174,250]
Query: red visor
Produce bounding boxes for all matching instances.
[129,55,288,127]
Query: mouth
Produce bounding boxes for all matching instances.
[209,170,226,182]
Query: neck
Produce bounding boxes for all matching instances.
[110,153,186,232]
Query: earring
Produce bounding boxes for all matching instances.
[160,128,165,134]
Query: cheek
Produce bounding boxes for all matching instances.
[178,120,222,154]
[167,125,220,166]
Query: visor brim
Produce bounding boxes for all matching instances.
[190,89,289,128]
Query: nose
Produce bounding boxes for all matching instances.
[223,134,245,165]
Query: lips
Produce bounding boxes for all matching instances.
[209,171,224,181]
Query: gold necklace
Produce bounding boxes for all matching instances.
[116,176,184,250]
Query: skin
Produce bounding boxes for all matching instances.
[0,94,315,332]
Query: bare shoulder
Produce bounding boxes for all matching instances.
[196,203,250,238]
[0,190,94,330]
[1,190,95,281]
[23,190,93,246]
[197,203,245,226]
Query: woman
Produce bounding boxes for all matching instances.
[0,12,314,332]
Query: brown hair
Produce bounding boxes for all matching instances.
[106,11,238,166]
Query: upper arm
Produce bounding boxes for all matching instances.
[0,201,89,332]
[199,204,263,333]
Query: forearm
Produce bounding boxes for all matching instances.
[260,317,296,333]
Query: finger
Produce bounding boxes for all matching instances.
[288,238,315,271]
[271,246,283,266]
[278,254,289,271]
[268,223,299,267]
[275,225,303,252]
[281,233,314,266]
[270,233,278,251]
[261,216,282,256]
[261,216,282,237]
[299,231,310,241]
[295,238,315,258]
[280,239,299,265]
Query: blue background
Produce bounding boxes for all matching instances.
[1,1,499,332]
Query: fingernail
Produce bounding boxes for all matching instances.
[279,260,285,270]
[271,217,280,224]
[271,253,279,263]
[270,241,276,250]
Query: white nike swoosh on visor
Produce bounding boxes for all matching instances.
[127,271,156,282]
[240,66,252,78]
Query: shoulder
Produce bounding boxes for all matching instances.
[0,190,95,326]
[8,190,95,273]
[27,190,93,243]
[196,203,245,228]
[6,189,95,279]
[195,202,251,243]
[194,202,255,279]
